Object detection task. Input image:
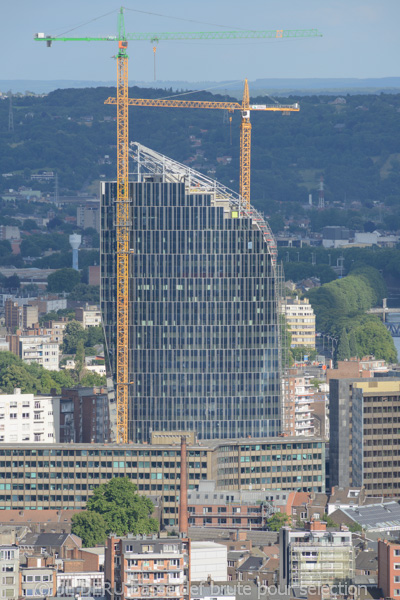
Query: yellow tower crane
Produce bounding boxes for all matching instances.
[35,8,321,443]
[105,79,299,211]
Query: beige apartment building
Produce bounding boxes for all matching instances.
[282,296,316,349]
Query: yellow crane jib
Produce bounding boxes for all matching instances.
[105,79,300,212]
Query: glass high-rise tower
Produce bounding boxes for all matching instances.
[101,144,283,442]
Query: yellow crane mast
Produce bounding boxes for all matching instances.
[105,79,299,211]
[35,9,321,443]
[115,36,130,445]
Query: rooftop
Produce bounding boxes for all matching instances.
[340,501,400,531]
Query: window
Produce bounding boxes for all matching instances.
[9,414,17,420]
[3,566,14,573]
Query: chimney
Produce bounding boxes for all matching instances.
[179,436,188,536]
[305,520,326,531]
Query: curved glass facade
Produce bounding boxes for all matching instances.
[101,168,282,442]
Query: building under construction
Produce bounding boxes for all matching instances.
[101,143,284,443]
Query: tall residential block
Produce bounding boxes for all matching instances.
[330,378,400,495]
[281,296,316,349]
[101,145,283,442]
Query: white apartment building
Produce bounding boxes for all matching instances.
[19,334,59,370]
[0,389,60,443]
[283,370,314,437]
[279,522,355,589]
[282,297,316,349]
[0,544,20,599]
[75,305,101,329]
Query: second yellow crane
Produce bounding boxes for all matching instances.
[105,80,299,211]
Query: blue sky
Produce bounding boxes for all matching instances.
[3,1,400,83]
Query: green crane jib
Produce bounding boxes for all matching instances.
[35,28,322,45]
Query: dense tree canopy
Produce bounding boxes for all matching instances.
[307,267,397,363]
[0,352,75,394]
[73,477,159,542]
[71,511,107,547]
[47,268,81,293]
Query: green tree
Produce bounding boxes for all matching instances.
[80,371,106,386]
[85,325,104,348]
[0,352,75,394]
[336,328,351,362]
[353,319,397,363]
[4,274,20,289]
[85,477,159,537]
[74,339,85,381]
[71,511,107,547]
[349,330,358,358]
[69,284,100,303]
[63,320,87,354]
[266,512,291,531]
[47,268,81,293]
[22,218,38,231]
